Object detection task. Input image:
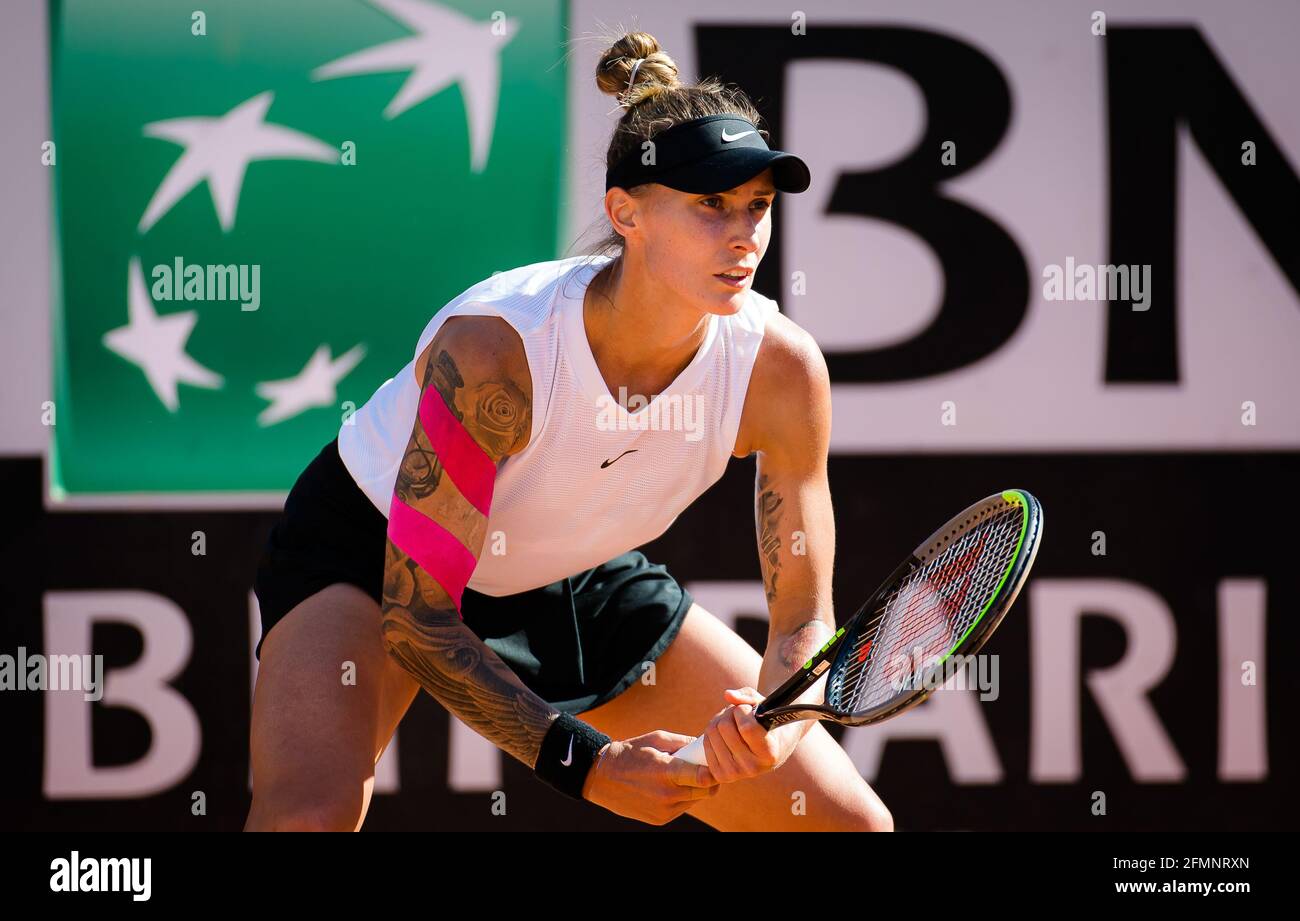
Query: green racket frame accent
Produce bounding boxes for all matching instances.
[932,489,1032,671]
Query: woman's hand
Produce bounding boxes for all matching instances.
[581,730,720,825]
[696,687,804,783]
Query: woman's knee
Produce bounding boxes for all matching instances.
[852,797,894,832]
[678,735,885,831]
[245,776,374,832]
[803,726,894,832]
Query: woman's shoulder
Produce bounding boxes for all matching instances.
[752,309,828,393]
[407,257,602,456]
[413,313,534,457]
[414,254,598,398]
[733,309,831,458]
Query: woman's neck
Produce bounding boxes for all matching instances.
[582,256,712,397]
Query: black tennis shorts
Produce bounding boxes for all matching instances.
[252,438,694,713]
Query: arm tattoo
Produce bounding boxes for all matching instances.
[383,342,553,766]
[776,619,834,671]
[470,379,530,457]
[757,472,785,603]
[431,348,465,416]
[382,544,555,765]
[395,349,463,503]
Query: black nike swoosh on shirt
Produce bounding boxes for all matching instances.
[601,449,638,468]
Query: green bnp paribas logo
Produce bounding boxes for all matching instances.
[51,0,563,497]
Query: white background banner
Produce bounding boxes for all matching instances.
[567,0,1300,451]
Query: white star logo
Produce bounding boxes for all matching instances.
[102,258,224,411]
[312,0,517,172]
[255,343,367,427]
[139,91,336,233]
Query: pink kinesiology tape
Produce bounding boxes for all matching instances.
[387,495,478,612]
[417,385,496,515]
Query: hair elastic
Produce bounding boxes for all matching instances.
[623,57,644,105]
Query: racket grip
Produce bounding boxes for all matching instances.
[673,671,821,765]
[674,710,781,765]
[675,734,708,766]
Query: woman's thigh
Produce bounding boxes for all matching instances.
[246,582,420,831]
[578,603,893,832]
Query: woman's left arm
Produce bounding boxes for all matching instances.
[692,318,840,777]
[749,322,838,744]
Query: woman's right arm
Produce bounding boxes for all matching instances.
[380,315,718,823]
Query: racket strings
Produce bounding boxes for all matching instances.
[832,505,1025,714]
[841,528,994,665]
[866,528,1012,691]
[852,518,1019,701]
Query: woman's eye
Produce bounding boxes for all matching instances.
[702,198,771,210]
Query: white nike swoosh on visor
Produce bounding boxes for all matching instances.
[720,129,755,142]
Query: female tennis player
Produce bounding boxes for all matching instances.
[246,31,893,832]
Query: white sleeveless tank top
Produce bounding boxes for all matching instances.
[337,253,775,596]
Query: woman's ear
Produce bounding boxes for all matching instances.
[605,188,641,239]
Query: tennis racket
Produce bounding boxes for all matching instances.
[674,488,1043,766]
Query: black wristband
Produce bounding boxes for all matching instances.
[534,712,611,801]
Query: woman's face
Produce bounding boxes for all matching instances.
[624,168,776,317]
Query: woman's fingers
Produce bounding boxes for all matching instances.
[730,702,778,766]
[702,728,742,780]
